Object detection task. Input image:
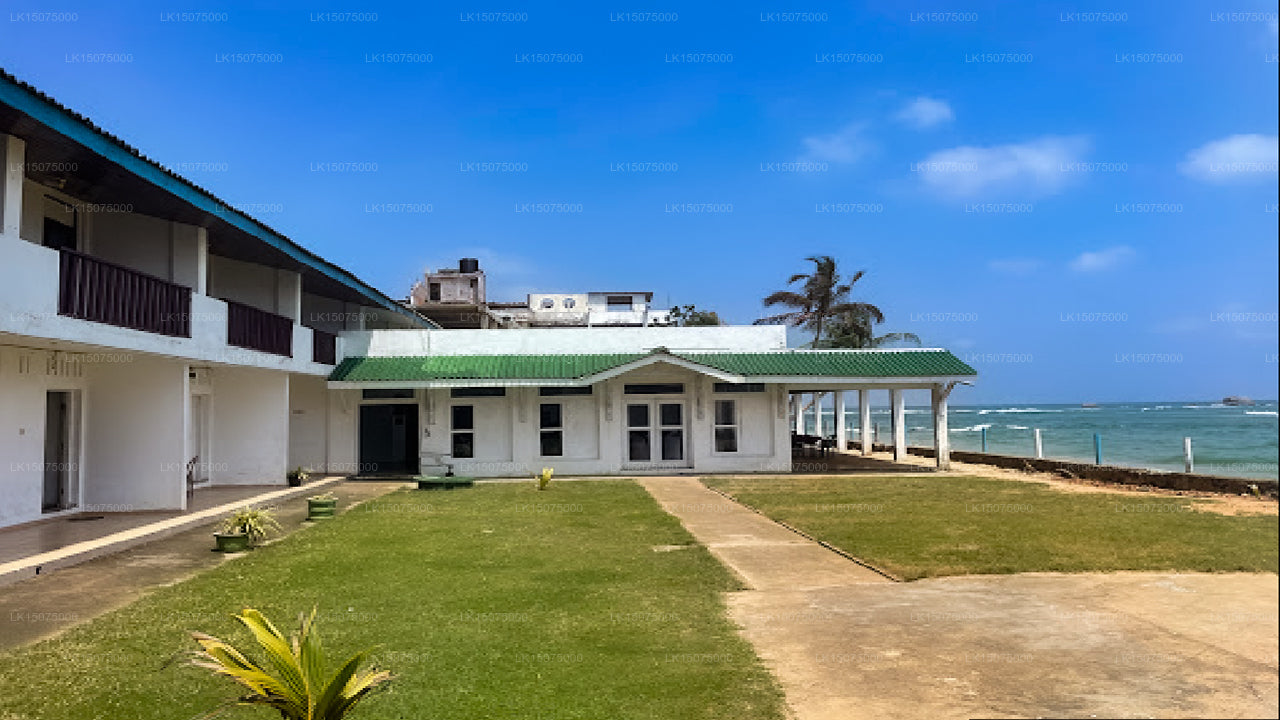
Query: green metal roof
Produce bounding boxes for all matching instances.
[329,349,976,383]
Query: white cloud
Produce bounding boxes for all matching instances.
[799,122,871,164]
[915,136,1089,198]
[988,258,1043,276]
[895,96,954,129]
[1069,246,1135,273]
[1178,134,1278,183]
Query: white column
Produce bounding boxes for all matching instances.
[813,392,824,437]
[0,134,25,239]
[834,391,847,451]
[932,384,952,470]
[195,227,209,295]
[891,388,906,462]
[793,394,804,434]
[859,390,873,456]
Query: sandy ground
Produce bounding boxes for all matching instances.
[641,477,1280,720]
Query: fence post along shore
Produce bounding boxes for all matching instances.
[981,426,988,452]
[1184,437,1194,474]
[1033,428,1043,459]
[1094,433,1103,466]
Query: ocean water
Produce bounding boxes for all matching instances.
[804,401,1279,480]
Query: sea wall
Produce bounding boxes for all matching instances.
[851,442,1279,498]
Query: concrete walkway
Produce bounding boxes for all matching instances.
[0,481,405,651]
[0,479,351,586]
[638,477,888,590]
[640,478,1280,720]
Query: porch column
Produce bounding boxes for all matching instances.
[859,390,873,456]
[932,383,952,470]
[813,392,824,437]
[0,134,24,239]
[890,388,906,462]
[793,394,804,434]
[834,391,847,452]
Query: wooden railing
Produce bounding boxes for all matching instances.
[58,248,192,337]
[225,300,293,357]
[312,328,337,365]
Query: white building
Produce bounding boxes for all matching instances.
[490,291,672,328]
[0,69,426,530]
[0,69,976,531]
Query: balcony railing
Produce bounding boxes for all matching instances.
[312,328,337,365]
[58,248,192,337]
[225,300,293,357]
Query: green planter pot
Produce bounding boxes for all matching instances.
[307,498,337,520]
[214,532,250,553]
[417,476,475,491]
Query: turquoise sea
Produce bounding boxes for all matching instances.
[807,401,1279,480]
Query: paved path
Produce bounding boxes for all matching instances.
[0,481,404,651]
[639,477,889,590]
[640,477,1280,720]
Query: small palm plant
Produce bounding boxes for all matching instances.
[189,607,392,719]
[536,467,553,491]
[219,506,281,547]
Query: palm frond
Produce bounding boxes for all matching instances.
[189,608,393,720]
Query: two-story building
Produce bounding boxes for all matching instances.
[0,69,427,530]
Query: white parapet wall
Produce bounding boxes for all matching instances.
[341,325,788,358]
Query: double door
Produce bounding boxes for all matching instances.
[625,399,688,467]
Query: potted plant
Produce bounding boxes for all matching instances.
[215,506,281,553]
[286,466,310,487]
[307,492,338,520]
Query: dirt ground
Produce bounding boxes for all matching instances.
[641,476,1280,720]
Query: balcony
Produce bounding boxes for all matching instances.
[225,300,293,357]
[311,328,337,365]
[58,248,192,337]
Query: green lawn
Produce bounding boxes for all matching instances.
[704,476,1279,581]
[0,482,785,720]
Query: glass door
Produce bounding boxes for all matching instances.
[626,400,687,466]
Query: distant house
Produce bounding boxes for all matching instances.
[408,258,672,329]
[0,68,975,531]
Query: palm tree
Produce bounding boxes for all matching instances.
[819,307,921,348]
[756,255,885,346]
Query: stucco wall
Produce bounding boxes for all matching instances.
[209,366,288,485]
[288,374,329,472]
[0,346,90,527]
[82,355,186,511]
[342,325,787,358]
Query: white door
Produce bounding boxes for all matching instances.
[624,399,689,468]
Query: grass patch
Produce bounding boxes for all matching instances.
[704,476,1278,581]
[0,482,784,720]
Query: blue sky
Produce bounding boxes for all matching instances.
[3,0,1277,403]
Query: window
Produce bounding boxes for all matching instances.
[713,400,738,453]
[428,282,441,302]
[540,297,555,309]
[451,405,474,458]
[563,297,576,308]
[607,295,632,310]
[450,387,506,398]
[713,383,766,393]
[539,386,593,396]
[363,388,415,399]
[539,403,563,457]
[624,383,684,395]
